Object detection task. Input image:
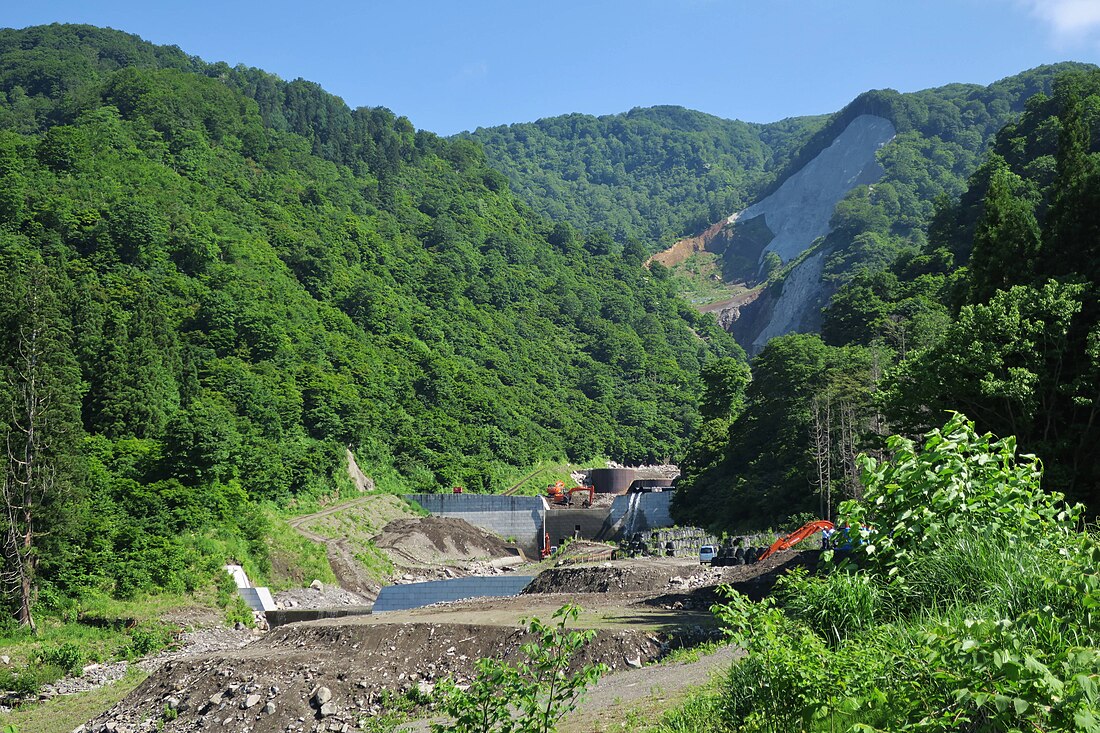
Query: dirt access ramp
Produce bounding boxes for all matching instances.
[287,494,422,597]
[81,621,666,733]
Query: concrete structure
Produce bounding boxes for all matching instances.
[588,467,636,494]
[239,587,277,613]
[373,576,534,613]
[545,508,608,548]
[223,564,276,612]
[602,491,675,538]
[405,494,547,556]
[406,491,677,557]
[266,607,373,628]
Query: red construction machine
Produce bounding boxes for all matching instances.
[758,519,835,561]
[545,481,594,508]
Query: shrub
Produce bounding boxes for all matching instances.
[431,604,606,733]
[40,642,84,675]
[127,622,175,659]
[838,412,1081,583]
[702,414,1100,732]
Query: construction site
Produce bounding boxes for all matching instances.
[66,466,823,733]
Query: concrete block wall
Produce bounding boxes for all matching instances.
[545,509,609,547]
[405,494,547,556]
[374,576,534,613]
[239,587,276,612]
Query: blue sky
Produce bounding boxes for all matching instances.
[6,0,1100,135]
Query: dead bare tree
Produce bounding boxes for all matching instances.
[837,401,863,502]
[811,394,832,521]
[0,265,79,630]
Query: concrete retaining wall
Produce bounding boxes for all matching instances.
[404,492,676,555]
[606,491,675,537]
[266,607,373,628]
[405,494,547,556]
[545,509,609,547]
[373,576,534,613]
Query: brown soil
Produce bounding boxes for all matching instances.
[373,517,518,567]
[82,622,667,733]
[80,551,817,733]
[648,220,728,268]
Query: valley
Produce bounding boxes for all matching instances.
[0,16,1099,733]
[3,488,809,733]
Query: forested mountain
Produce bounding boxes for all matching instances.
[466,66,1090,356]
[674,67,1100,531]
[0,24,740,615]
[464,106,826,245]
[718,64,1090,351]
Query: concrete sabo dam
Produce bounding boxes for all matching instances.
[404,491,675,558]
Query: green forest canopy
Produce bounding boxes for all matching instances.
[674,68,1100,532]
[0,24,740,609]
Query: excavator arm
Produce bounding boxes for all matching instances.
[758,520,834,561]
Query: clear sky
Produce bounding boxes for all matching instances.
[6,0,1100,135]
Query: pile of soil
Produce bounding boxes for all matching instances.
[526,550,818,596]
[81,621,663,733]
[524,562,686,594]
[374,517,517,568]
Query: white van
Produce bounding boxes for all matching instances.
[699,545,717,565]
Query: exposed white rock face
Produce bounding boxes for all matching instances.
[730,114,896,267]
[750,251,826,353]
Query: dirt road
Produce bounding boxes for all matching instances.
[394,642,740,732]
[287,497,381,596]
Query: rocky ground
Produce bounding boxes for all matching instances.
[27,499,820,733]
[79,621,667,733]
[72,550,812,732]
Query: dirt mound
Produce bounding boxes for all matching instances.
[526,550,818,596]
[374,517,517,567]
[524,563,681,594]
[83,621,663,733]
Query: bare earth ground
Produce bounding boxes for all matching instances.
[11,497,817,733]
[75,551,811,732]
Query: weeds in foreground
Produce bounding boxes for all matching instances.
[649,414,1100,733]
[432,604,606,733]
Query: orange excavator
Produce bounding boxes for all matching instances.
[545,482,595,508]
[758,519,834,562]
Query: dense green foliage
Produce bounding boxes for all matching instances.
[659,416,1098,732]
[676,65,1100,531]
[466,107,825,245]
[0,24,740,621]
[674,333,885,529]
[823,68,1100,510]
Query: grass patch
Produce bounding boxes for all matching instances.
[667,251,747,306]
[644,683,726,733]
[657,639,729,665]
[264,507,337,590]
[0,666,148,733]
[494,459,605,497]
